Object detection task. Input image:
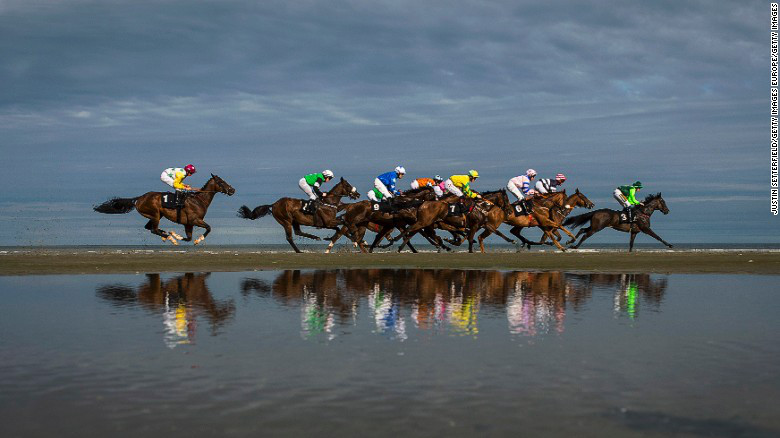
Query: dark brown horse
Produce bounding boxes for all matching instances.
[325,187,442,253]
[94,174,235,245]
[563,193,672,251]
[237,177,360,253]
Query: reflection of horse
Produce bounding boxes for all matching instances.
[93,174,236,245]
[241,269,669,338]
[96,273,236,340]
[237,178,360,253]
[564,193,672,251]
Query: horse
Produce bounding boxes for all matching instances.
[325,187,444,253]
[237,177,360,253]
[563,193,672,251]
[93,174,235,245]
[525,189,595,246]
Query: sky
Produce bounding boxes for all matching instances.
[0,0,775,246]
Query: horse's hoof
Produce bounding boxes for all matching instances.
[194,236,204,245]
[170,231,183,240]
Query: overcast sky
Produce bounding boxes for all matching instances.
[0,0,774,245]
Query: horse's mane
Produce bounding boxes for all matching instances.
[481,189,505,196]
[200,174,220,190]
[643,193,662,203]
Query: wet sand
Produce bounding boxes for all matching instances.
[1,248,779,275]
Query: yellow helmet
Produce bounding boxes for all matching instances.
[468,170,479,178]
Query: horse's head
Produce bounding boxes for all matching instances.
[571,188,594,209]
[209,173,236,196]
[332,177,360,200]
[644,193,669,215]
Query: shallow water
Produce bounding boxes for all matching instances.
[0,270,778,437]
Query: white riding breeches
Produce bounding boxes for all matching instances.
[299,178,318,200]
[507,182,524,201]
[433,185,444,197]
[374,178,393,198]
[445,179,463,197]
[410,180,420,190]
[367,190,380,202]
[161,171,176,188]
[614,189,632,208]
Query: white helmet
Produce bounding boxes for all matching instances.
[322,170,334,178]
[526,168,537,178]
[395,166,406,175]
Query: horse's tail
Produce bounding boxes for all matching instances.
[237,205,272,220]
[93,197,138,214]
[563,211,595,229]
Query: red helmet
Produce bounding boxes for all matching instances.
[184,164,196,175]
[556,173,566,182]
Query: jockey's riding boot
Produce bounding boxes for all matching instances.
[175,191,185,207]
[623,207,632,222]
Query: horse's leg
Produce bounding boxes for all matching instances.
[325,225,349,253]
[567,228,585,246]
[542,228,567,252]
[190,218,211,245]
[571,227,598,249]
[293,223,321,241]
[467,227,479,253]
[638,225,674,248]
[629,230,638,252]
[369,225,393,252]
[143,215,177,245]
[422,227,449,252]
[509,226,543,248]
[477,228,492,253]
[282,222,302,253]
[180,225,194,242]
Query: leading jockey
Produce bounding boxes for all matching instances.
[445,170,481,199]
[161,164,197,205]
[368,166,405,203]
[535,173,566,194]
[410,175,444,197]
[507,169,536,201]
[614,181,643,222]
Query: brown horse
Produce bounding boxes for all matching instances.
[237,177,360,253]
[94,174,235,245]
[563,193,672,251]
[325,187,443,253]
[529,189,595,245]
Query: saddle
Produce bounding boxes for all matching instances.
[301,200,319,214]
[161,192,188,210]
[511,200,533,216]
[619,207,637,224]
[371,201,396,213]
[447,201,473,217]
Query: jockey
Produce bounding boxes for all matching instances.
[434,176,446,198]
[161,164,197,205]
[614,181,643,221]
[535,173,566,194]
[410,175,444,197]
[299,170,334,201]
[369,166,405,202]
[445,170,481,198]
[507,169,537,201]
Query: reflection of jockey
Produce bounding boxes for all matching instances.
[368,166,405,202]
[410,175,445,197]
[535,173,566,194]
[507,169,536,201]
[161,164,197,205]
[445,170,480,198]
[614,181,642,221]
[298,170,334,200]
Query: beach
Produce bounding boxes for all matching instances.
[2,247,779,275]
